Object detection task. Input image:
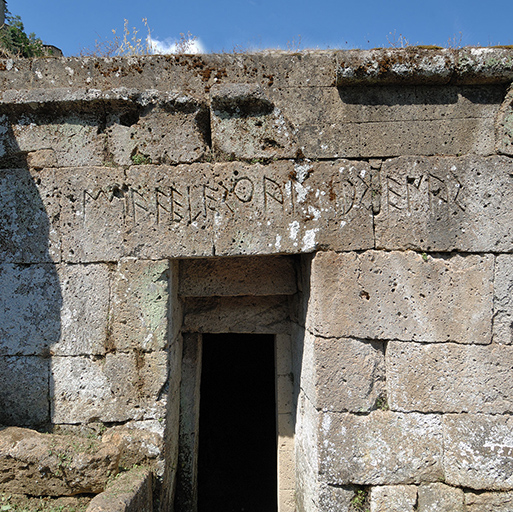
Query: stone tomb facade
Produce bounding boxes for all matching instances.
[2,48,513,511]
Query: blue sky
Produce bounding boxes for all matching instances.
[8,0,513,57]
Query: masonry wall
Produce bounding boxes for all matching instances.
[1,48,513,511]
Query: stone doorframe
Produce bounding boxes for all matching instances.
[175,332,295,512]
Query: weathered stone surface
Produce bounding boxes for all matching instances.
[387,342,513,413]
[272,85,501,158]
[210,83,299,160]
[26,149,58,169]
[301,331,385,412]
[317,484,354,512]
[7,112,105,168]
[369,485,417,512]
[0,357,49,426]
[496,86,513,156]
[86,466,153,512]
[51,352,167,423]
[319,411,443,485]
[295,391,320,512]
[53,263,110,356]
[0,264,61,355]
[182,295,290,333]
[106,100,208,166]
[375,155,513,252]
[102,427,162,470]
[455,47,513,84]
[0,167,60,263]
[494,255,513,344]
[465,490,513,511]
[0,427,120,496]
[307,250,493,343]
[109,259,169,352]
[336,48,456,85]
[417,483,465,512]
[179,255,297,297]
[58,160,374,262]
[443,414,513,490]
[58,166,127,262]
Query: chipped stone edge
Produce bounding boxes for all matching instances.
[86,466,153,512]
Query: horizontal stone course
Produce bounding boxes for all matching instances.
[387,341,513,413]
[300,331,385,413]
[51,351,168,424]
[375,155,513,252]
[0,356,49,426]
[109,259,170,353]
[182,295,290,334]
[443,414,513,491]
[319,410,443,485]
[272,85,502,158]
[179,256,297,297]
[307,250,493,343]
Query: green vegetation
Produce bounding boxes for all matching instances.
[350,488,369,512]
[0,7,46,58]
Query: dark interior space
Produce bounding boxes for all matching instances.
[198,333,277,512]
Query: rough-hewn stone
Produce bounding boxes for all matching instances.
[319,411,443,485]
[54,263,110,356]
[443,414,513,490]
[51,352,167,423]
[496,86,513,156]
[0,168,60,263]
[307,250,493,343]
[101,427,162,471]
[109,259,169,352]
[493,254,513,344]
[417,483,465,512]
[0,357,49,426]
[369,485,417,512]
[271,85,501,158]
[182,295,290,333]
[106,100,208,166]
[210,83,299,160]
[85,466,153,512]
[57,160,374,262]
[179,255,297,297]
[0,264,61,356]
[387,342,513,413]
[465,490,513,511]
[0,427,120,496]
[375,155,513,252]
[301,331,385,412]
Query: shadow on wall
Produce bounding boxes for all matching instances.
[0,120,62,429]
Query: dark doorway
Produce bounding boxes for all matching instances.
[198,333,277,512]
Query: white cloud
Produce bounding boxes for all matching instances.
[148,35,205,55]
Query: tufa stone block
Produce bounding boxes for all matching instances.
[179,255,297,297]
[300,331,385,413]
[443,414,513,491]
[51,352,168,424]
[416,483,465,512]
[307,250,493,343]
[0,356,49,426]
[387,341,513,413]
[0,263,61,356]
[0,427,120,496]
[182,295,290,334]
[319,411,443,485]
[109,259,170,352]
[369,485,417,512]
[53,263,110,356]
[0,167,60,264]
[375,155,513,252]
